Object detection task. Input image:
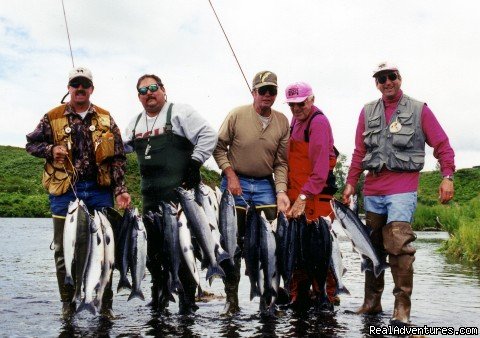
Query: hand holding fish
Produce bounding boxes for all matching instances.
[277,191,290,213]
[286,195,305,218]
[116,192,131,209]
[342,183,356,205]
[224,167,242,196]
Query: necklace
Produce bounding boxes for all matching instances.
[144,112,160,159]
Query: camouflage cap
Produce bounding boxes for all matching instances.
[252,71,277,89]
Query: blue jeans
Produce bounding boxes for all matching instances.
[364,192,417,224]
[220,176,276,208]
[49,180,114,217]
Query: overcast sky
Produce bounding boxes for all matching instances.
[1,0,478,172]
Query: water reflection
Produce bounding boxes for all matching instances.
[1,218,479,337]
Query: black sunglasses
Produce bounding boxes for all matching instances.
[138,83,161,95]
[69,79,92,89]
[288,101,307,108]
[377,72,398,84]
[257,86,277,96]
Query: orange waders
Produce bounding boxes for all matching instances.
[287,137,338,306]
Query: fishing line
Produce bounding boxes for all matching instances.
[61,0,75,68]
[60,0,75,103]
[207,0,251,93]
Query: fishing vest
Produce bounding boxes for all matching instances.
[132,103,194,211]
[362,94,426,173]
[287,110,338,221]
[43,104,114,195]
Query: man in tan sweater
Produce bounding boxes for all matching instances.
[213,70,290,315]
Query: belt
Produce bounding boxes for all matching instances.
[222,172,273,181]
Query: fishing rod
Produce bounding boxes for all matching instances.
[207,0,252,93]
[61,0,75,103]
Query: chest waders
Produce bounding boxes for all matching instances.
[133,103,194,212]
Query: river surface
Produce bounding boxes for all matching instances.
[0,218,479,337]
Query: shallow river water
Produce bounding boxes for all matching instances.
[0,218,479,337]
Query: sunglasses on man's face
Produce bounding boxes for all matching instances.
[288,101,307,108]
[377,72,398,84]
[138,84,161,95]
[257,86,277,96]
[69,79,93,89]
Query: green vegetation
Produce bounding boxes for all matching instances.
[0,145,478,265]
[0,145,220,217]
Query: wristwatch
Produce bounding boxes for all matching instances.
[299,194,307,201]
[443,175,454,181]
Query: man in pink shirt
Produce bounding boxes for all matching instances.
[342,62,455,326]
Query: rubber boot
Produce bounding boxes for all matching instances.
[147,284,159,308]
[355,212,387,314]
[53,216,76,317]
[221,256,241,315]
[390,254,415,325]
[178,262,199,315]
[99,276,115,319]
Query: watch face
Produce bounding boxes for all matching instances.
[300,194,306,201]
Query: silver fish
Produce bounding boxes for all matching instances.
[63,198,83,286]
[178,210,200,286]
[161,202,183,294]
[258,211,278,306]
[77,210,104,315]
[176,187,226,284]
[331,199,388,278]
[219,189,240,267]
[195,183,228,262]
[94,211,116,310]
[128,208,148,301]
[330,224,350,296]
[73,201,91,301]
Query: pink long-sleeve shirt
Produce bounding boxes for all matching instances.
[289,106,336,196]
[346,90,455,196]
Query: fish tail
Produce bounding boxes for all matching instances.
[374,262,389,278]
[117,276,132,293]
[337,284,351,296]
[128,289,145,301]
[206,264,225,282]
[77,300,97,315]
[216,251,230,265]
[64,275,74,286]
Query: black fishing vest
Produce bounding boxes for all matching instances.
[133,103,194,211]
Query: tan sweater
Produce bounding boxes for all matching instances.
[213,104,289,192]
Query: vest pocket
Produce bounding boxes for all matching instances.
[391,128,415,148]
[362,152,383,171]
[363,129,381,148]
[387,152,424,172]
[367,114,382,128]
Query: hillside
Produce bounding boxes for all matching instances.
[0,145,220,217]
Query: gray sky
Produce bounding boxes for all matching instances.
[1,0,479,171]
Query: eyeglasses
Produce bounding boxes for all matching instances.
[138,84,161,95]
[377,72,398,84]
[288,101,307,108]
[69,79,93,89]
[257,86,277,96]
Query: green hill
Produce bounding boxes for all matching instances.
[0,145,220,217]
[0,145,478,265]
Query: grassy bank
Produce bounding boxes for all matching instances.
[413,167,480,265]
[0,145,220,217]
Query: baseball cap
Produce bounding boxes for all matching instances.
[68,66,93,82]
[285,82,313,103]
[252,71,277,89]
[372,61,398,77]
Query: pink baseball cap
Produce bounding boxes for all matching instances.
[285,82,313,103]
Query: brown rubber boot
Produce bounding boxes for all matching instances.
[53,217,76,317]
[99,282,115,319]
[389,254,415,325]
[355,212,387,314]
[221,257,241,315]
